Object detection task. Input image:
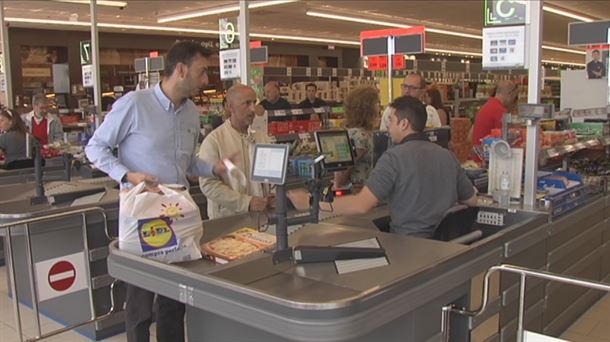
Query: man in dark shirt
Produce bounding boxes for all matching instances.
[288,96,477,238]
[587,50,606,79]
[298,83,327,108]
[259,81,291,110]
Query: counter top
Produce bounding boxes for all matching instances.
[0,177,119,222]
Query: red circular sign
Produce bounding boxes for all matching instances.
[48,261,76,292]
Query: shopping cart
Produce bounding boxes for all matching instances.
[440,264,610,342]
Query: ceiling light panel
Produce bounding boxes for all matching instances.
[158,0,298,23]
[54,0,128,7]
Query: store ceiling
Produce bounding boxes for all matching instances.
[3,0,610,65]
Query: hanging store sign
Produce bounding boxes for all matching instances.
[219,18,239,50]
[80,40,92,65]
[360,26,425,57]
[484,0,526,27]
[219,48,241,80]
[482,25,526,69]
[81,64,94,87]
[35,252,88,301]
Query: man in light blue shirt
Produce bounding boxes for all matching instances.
[86,41,225,342]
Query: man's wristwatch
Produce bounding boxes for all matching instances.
[121,173,128,183]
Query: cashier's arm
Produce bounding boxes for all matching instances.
[287,186,379,215]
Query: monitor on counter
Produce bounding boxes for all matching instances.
[251,144,289,185]
[314,130,355,171]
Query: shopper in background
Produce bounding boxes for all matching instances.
[199,84,274,219]
[333,86,379,189]
[470,80,518,146]
[298,83,327,109]
[86,41,229,342]
[379,73,441,131]
[0,108,34,169]
[289,95,477,238]
[22,93,63,145]
[587,50,606,79]
[425,87,449,126]
[259,81,291,110]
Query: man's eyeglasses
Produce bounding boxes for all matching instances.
[401,84,423,91]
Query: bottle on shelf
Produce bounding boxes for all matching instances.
[499,170,511,207]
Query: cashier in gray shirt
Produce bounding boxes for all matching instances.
[289,95,477,238]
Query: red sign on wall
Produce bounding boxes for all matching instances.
[393,55,405,69]
[368,56,389,71]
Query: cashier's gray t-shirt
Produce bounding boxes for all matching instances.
[0,130,28,163]
[365,137,475,237]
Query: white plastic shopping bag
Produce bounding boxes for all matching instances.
[119,183,203,263]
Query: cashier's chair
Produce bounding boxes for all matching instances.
[432,205,480,242]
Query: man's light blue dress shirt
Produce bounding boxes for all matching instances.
[85,83,214,187]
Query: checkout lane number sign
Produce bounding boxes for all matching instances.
[35,251,88,302]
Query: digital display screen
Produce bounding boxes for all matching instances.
[362,37,388,56]
[319,134,352,163]
[394,34,423,54]
[315,131,355,171]
[251,144,289,185]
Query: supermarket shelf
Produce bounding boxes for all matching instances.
[266,107,330,117]
[541,138,608,160]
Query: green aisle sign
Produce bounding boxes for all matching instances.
[219,18,239,50]
[485,0,526,26]
[80,40,92,65]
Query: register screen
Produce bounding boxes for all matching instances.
[318,132,352,163]
[252,145,288,183]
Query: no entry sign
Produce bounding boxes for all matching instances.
[35,252,88,302]
[48,261,76,291]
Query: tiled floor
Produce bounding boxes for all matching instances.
[560,293,610,342]
[0,265,151,342]
[0,264,608,341]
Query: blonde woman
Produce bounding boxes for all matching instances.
[334,86,380,189]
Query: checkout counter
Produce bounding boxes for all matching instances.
[106,132,609,342]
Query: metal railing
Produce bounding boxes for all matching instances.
[1,207,120,342]
[441,264,610,342]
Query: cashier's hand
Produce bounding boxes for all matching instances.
[249,196,268,212]
[287,189,310,211]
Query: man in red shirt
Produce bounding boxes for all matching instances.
[471,80,518,146]
[22,94,63,145]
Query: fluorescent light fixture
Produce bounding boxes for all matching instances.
[426,48,483,57]
[541,59,585,67]
[541,45,586,55]
[99,22,219,35]
[54,0,127,7]
[158,0,297,23]
[306,11,482,40]
[250,32,361,46]
[6,17,91,27]
[542,5,595,23]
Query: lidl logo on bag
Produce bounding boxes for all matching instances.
[138,217,178,252]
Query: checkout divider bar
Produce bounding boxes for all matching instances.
[0,207,120,342]
[440,264,610,342]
